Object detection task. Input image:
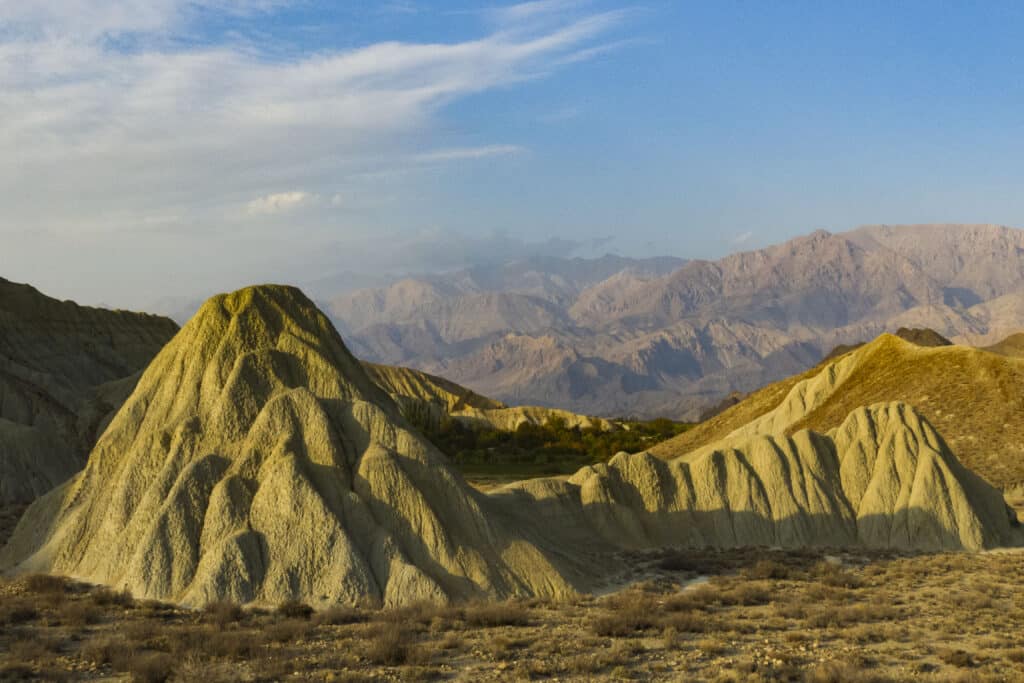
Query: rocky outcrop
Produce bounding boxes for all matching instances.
[0,278,177,503]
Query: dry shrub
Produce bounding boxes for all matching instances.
[663,587,717,612]
[363,622,415,666]
[806,660,897,683]
[590,608,657,637]
[717,582,771,606]
[24,574,69,595]
[315,605,367,626]
[0,599,39,625]
[696,637,728,656]
[129,653,176,683]
[939,648,977,668]
[377,602,451,626]
[812,562,863,589]
[806,603,900,629]
[174,625,266,659]
[741,559,795,580]
[276,600,314,620]
[661,611,715,633]
[82,636,135,671]
[203,600,245,626]
[60,600,103,627]
[91,586,135,608]
[265,618,312,644]
[1004,648,1024,663]
[463,602,530,628]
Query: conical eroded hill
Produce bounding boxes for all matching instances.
[0,286,579,606]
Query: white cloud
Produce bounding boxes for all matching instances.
[0,0,629,307]
[413,145,524,163]
[246,191,315,215]
[0,1,624,237]
[730,231,755,246]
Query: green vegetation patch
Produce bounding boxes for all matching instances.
[410,413,691,478]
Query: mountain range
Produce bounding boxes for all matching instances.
[327,224,1024,419]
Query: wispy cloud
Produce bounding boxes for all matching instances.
[0,1,626,236]
[246,191,315,215]
[730,231,754,247]
[0,0,631,306]
[413,145,525,163]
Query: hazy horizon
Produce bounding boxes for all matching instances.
[5,1,1024,308]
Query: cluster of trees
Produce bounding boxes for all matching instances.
[414,413,690,475]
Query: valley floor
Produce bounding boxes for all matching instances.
[3,546,1024,682]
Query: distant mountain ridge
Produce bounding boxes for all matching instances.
[327,225,1024,419]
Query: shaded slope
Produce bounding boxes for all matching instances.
[0,278,178,503]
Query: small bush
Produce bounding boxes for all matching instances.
[60,600,103,627]
[82,636,135,671]
[590,608,657,637]
[315,605,367,626]
[464,602,530,628]
[92,587,135,608]
[129,653,175,683]
[696,637,728,656]
[276,600,314,620]
[742,559,794,580]
[364,622,412,665]
[203,600,245,626]
[0,600,39,625]
[939,649,977,668]
[266,619,312,643]
[813,562,863,589]
[24,574,69,594]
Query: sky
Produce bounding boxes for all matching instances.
[3,1,1024,308]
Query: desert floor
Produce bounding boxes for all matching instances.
[3,542,1024,682]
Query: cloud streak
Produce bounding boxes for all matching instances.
[0,1,624,234]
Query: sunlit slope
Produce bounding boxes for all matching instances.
[507,402,1017,552]
[652,334,1024,489]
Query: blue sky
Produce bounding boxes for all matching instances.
[2,1,1024,307]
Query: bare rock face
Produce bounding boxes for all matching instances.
[0,278,178,503]
[0,286,579,606]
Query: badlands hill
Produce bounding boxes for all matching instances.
[328,224,1024,419]
[0,278,178,504]
[363,361,611,433]
[984,332,1024,358]
[651,333,1024,490]
[2,286,1018,606]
